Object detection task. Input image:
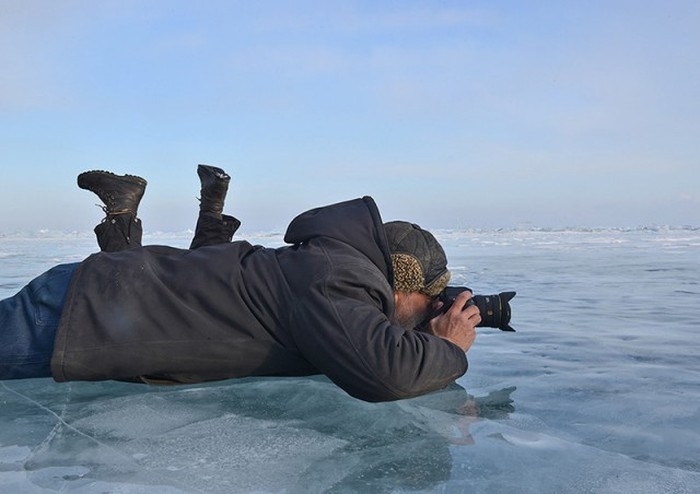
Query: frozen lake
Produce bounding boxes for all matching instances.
[1,227,699,493]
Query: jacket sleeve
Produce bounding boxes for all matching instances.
[289,259,468,402]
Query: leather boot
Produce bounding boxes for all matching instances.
[197,164,230,216]
[77,170,147,216]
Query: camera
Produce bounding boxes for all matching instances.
[436,286,516,332]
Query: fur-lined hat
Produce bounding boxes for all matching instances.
[384,221,450,297]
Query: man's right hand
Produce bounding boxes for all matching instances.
[427,290,481,351]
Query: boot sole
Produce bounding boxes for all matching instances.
[197,164,230,182]
[78,170,147,190]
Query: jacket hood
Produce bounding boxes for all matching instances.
[284,196,394,287]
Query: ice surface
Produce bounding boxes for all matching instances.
[2,229,700,493]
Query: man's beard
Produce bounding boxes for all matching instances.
[394,307,430,330]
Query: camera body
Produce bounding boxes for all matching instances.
[436,286,516,331]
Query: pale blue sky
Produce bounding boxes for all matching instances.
[1,0,698,233]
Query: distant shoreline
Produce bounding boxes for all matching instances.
[1,224,698,240]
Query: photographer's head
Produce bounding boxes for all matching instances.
[384,221,450,328]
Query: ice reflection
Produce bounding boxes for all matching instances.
[1,377,518,493]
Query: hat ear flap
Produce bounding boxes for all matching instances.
[391,254,424,292]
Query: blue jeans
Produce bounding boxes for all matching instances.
[0,263,78,379]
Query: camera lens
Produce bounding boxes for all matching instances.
[437,287,516,331]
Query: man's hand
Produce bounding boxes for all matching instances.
[428,290,481,351]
